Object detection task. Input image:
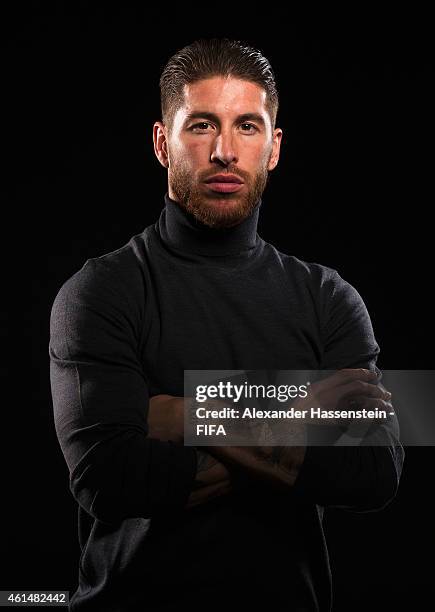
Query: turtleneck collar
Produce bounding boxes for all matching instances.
[157,192,262,257]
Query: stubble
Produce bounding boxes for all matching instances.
[168,154,272,229]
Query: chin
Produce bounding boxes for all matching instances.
[208,197,241,205]
[206,192,243,201]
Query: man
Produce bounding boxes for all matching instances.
[50,38,404,611]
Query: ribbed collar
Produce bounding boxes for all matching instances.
[157,192,262,257]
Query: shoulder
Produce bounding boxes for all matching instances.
[263,242,353,300]
[50,233,147,326]
[272,248,378,368]
[263,243,373,342]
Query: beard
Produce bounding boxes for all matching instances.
[168,155,272,229]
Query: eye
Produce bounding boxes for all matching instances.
[190,122,213,132]
[240,123,258,133]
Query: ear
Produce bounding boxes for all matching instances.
[153,121,169,169]
[267,128,283,171]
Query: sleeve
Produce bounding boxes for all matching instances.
[292,269,405,512]
[49,258,197,524]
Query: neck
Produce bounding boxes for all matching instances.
[157,192,262,257]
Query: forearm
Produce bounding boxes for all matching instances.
[147,396,233,508]
[147,394,184,442]
[184,444,307,508]
[291,442,404,511]
[200,371,395,495]
[147,380,397,503]
[204,443,307,492]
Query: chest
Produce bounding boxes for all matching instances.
[140,262,322,395]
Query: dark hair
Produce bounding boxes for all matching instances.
[159,38,279,132]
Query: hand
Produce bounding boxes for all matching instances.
[185,450,233,509]
[204,443,306,492]
[291,368,392,427]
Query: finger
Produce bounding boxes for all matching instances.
[351,397,394,422]
[335,380,391,402]
[376,381,392,396]
[312,368,377,393]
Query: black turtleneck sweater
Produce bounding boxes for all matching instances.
[49,193,404,612]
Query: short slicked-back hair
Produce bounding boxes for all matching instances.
[159,38,279,133]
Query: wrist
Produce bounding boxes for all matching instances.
[169,397,185,443]
[148,394,184,443]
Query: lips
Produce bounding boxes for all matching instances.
[203,174,244,193]
[204,174,244,184]
[205,182,244,193]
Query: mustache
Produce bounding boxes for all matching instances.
[201,168,248,182]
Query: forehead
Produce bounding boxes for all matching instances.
[179,76,268,116]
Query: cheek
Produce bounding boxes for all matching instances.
[260,142,274,166]
[246,144,271,169]
[171,140,207,166]
[186,140,209,160]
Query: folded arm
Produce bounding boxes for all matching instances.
[49,259,199,524]
[149,366,403,512]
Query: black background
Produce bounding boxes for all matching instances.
[5,4,434,610]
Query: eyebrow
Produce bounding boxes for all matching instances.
[183,111,266,128]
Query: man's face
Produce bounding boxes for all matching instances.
[154,76,282,228]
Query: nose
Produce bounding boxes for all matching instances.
[210,130,238,166]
